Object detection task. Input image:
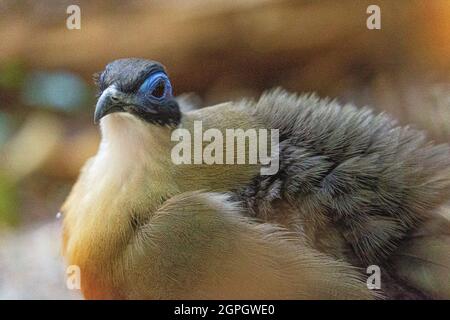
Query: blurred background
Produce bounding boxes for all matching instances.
[0,0,449,299]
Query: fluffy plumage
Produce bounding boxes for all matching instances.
[62,60,450,299]
[237,91,450,262]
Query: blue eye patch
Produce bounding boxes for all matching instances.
[138,71,173,102]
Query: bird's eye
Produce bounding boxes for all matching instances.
[152,80,165,98]
[138,72,172,102]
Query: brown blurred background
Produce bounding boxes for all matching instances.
[0,0,449,299]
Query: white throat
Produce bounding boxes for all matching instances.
[85,113,174,206]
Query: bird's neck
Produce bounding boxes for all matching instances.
[95,114,177,206]
[100,113,171,167]
[62,114,178,298]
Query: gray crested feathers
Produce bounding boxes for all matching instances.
[233,89,450,266]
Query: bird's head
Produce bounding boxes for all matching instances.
[94,58,180,126]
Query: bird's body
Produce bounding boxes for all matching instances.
[62,59,450,299]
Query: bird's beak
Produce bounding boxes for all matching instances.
[94,87,130,124]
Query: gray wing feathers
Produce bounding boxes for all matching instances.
[237,89,450,265]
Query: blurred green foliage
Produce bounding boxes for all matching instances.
[0,60,25,90]
[0,172,19,227]
[0,112,13,147]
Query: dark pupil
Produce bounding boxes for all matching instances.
[151,81,165,98]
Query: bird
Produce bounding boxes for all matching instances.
[61,58,450,299]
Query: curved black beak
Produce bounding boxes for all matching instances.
[94,87,130,124]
